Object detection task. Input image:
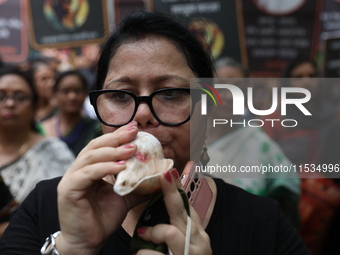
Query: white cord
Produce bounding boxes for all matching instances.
[184,215,192,255]
[168,215,192,255]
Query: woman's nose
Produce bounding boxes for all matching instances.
[133,102,159,128]
[3,97,15,106]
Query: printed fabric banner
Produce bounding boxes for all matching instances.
[28,0,109,49]
[149,0,246,65]
[321,0,340,77]
[241,0,322,77]
[320,0,340,36]
[0,0,28,63]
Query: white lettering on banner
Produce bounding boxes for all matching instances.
[0,17,22,39]
[0,18,22,30]
[0,28,9,39]
[328,59,340,69]
[41,31,99,44]
[170,2,220,16]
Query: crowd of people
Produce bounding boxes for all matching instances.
[0,45,102,238]
[0,10,338,255]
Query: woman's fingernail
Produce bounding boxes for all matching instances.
[128,120,136,126]
[116,160,125,164]
[165,170,173,183]
[127,125,136,131]
[124,143,134,149]
[172,168,179,180]
[137,227,146,234]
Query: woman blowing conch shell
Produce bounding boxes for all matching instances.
[0,11,310,255]
[113,131,174,196]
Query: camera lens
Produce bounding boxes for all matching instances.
[190,182,195,192]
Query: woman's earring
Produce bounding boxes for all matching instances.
[200,143,210,167]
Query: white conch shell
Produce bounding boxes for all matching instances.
[113,131,174,196]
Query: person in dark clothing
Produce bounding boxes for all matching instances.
[0,12,310,255]
[0,176,18,237]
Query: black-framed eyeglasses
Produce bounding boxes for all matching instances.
[89,88,201,127]
[0,93,31,105]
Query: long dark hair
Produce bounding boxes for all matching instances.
[93,11,214,90]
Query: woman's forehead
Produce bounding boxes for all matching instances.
[109,37,183,64]
[0,74,30,90]
[103,37,194,87]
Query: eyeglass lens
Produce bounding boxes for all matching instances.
[95,89,192,126]
[0,93,30,104]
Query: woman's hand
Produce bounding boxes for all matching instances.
[55,121,149,255]
[135,168,213,255]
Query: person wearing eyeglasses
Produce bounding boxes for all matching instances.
[0,12,310,255]
[41,70,102,156]
[0,67,75,204]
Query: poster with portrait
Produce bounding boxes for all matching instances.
[147,0,246,66]
[0,0,29,63]
[28,0,109,49]
[241,0,322,77]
